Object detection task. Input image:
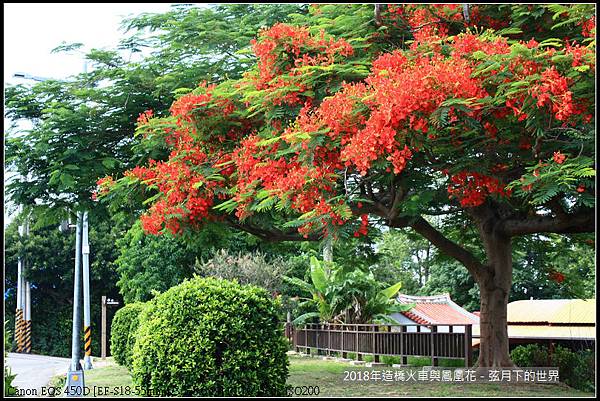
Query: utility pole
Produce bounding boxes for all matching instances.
[15,234,24,353]
[23,217,32,353]
[82,211,93,369]
[66,212,85,395]
[15,212,32,354]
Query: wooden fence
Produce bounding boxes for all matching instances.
[287,323,473,367]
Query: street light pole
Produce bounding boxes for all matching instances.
[15,221,24,352]
[66,212,85,394]
[23,216,32,353]
[82,211,93,369]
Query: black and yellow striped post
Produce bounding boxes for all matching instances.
[84,326,92,361]
[23,319,32,354]
[15,309,24,353]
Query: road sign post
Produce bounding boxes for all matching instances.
[101,296,119,360]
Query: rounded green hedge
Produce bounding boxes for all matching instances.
[131,277,289,396]
[511,344,595,391]
[110,302,147,369]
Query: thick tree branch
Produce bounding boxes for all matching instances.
[501,210,595,236]
[387,181,404,221]
[225,216,320,242]
[408,216,485,280]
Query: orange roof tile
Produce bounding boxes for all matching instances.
[398,293,479,325]
[411,303,477,325]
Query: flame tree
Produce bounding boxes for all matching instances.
[100,4,595,367]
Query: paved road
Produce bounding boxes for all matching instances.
[5,353,71,396]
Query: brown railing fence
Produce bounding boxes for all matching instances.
[287,323,473,367]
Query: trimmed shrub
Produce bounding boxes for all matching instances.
[511,344,595,391]
[110,302,147,369]
[131,277,289,396]
[510,343,552,367]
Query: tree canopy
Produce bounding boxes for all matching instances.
[100,4,595,368]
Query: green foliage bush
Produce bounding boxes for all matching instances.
[194,249,292,295]
[510,343,552,367]
[110,303,147,369]
[4,321,18,396]
[131,277,289,396]
[511,344,595,391]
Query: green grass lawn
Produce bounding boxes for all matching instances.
[75,355,593,397]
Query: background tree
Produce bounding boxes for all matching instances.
[4,216,122,357]
[4,4,307,224]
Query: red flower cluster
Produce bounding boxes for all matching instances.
[393,4,464,46]
[553,151,566,164]
[548,270,565,284]
[452,33,510,59]
[447,171,511,207]
[247,23,353,106]
[130,156,216,234]
[95,176,115,198]
[353,214,369,237]
[468,5,511,31]
[341,48,487,174]
[529,67,574,121]
[137,109,154,126]
[564,41,595,68]
[170,82,216,123]
[580,15,595,38]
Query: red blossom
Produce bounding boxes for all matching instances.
[447,171,511,207]
[548,271,565,284]
[553,151,566,164]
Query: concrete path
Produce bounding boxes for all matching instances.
[5,353,71,396]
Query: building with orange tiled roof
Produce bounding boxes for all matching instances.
[390,293,479,334]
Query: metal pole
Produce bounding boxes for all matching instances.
[82,211,93,370]
[70,212,83,370]
[66,212,85,396]
[15,231,23,353]
[101,296,106,360]
[24,281,31,353]
[71,212,83,370]
[23,217,32,354]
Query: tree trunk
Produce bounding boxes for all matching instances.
[475,227,516,368]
